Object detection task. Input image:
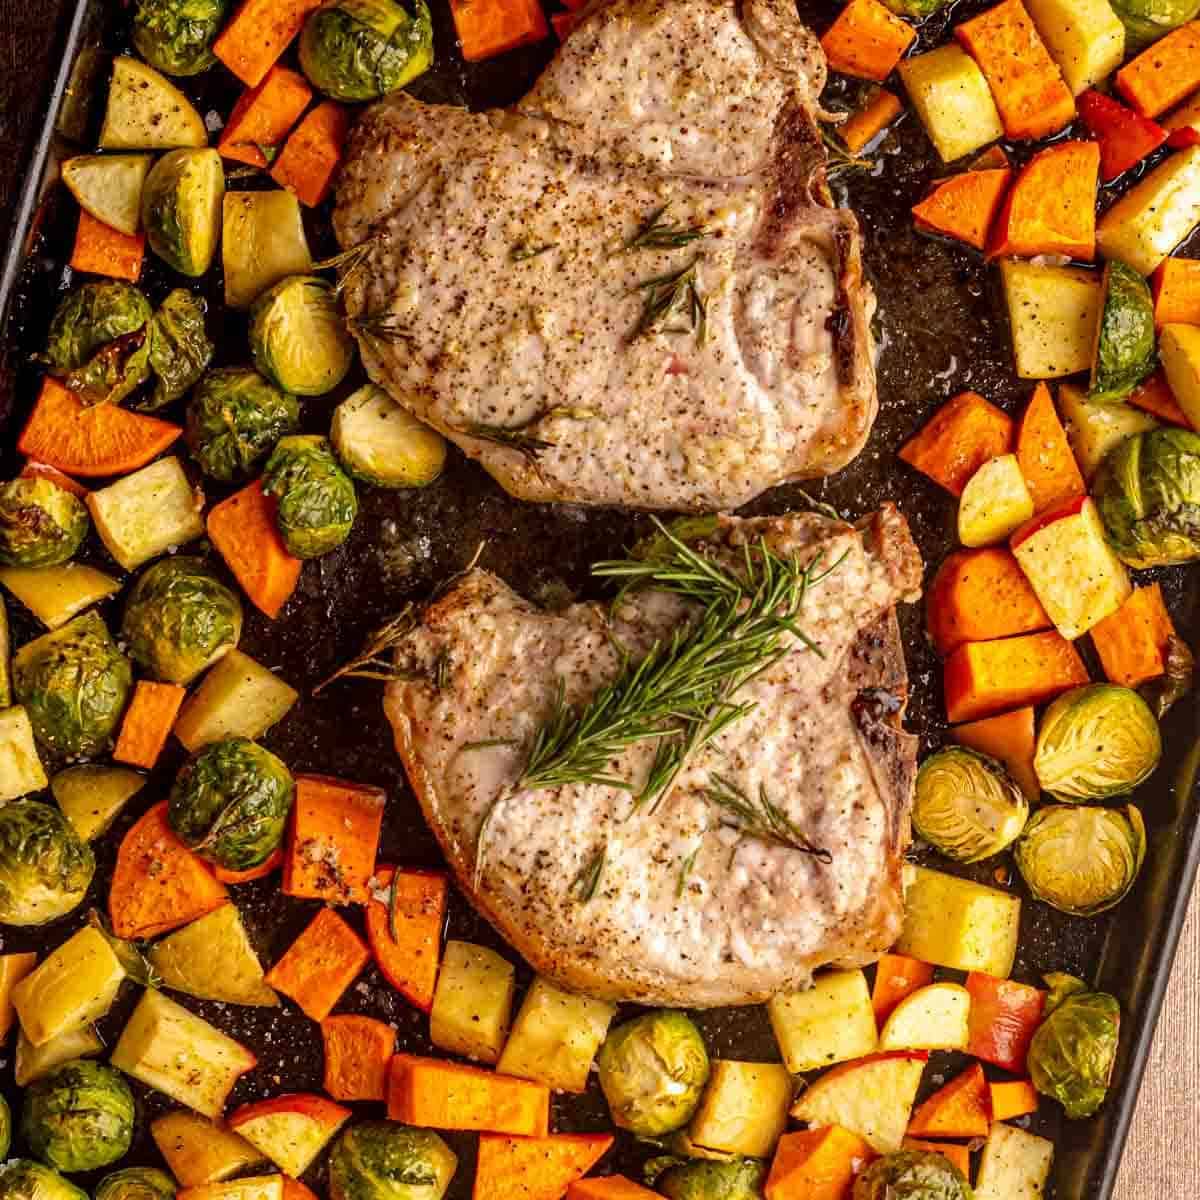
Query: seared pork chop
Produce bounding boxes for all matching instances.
[384,507,921,1006]
[334,0,878,512]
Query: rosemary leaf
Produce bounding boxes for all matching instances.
[511,242,558,262]
[312,607,420,695]
[630,259,707,343]
[349,313,416,344]
[461,421,555,462]
[703,774,832,862]
[312,236,387,296]
[625,206,707,252]
[462,738,521,752]
[433,651,451,692]
[676,846,700,898]
[572,846,607,902]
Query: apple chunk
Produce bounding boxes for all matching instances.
[228,1093,351,1178]
[878,983,971,1052]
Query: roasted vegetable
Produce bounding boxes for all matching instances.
[0,479,89,568]
[851,1150,972,1200]
[15,1027,104,1088]
[597,1011,710,1136]
[99,56,208,149]
[1028,974,1120,1118]
[262,435,357,558]
[122,557,243,685]
[1110,0,1200,47]
[61,155,152,237]
[133,0,231,75]
[249,277,354,396]
[21,1060,135,1172]
[331,385,447,488]
[0,801,95,926]
[880,0,949,12]
[1090,261,1157,403]
[650,1156,766,1200]
[913,746,1029,862]
[222,191,312,310]
[1094,428,1200,567]
[13,611,133,759]
[0,707,46,805]
[186,367,300,482]
[168,737,294,870]
[0,1161,88,1200]
[51,765,145,842]
[94,1168,176,1200]
[299,0,434,101]
[1015,803,1146,916]
[146,290,214,410]
[142,149,224,277]
[328,1121,458,1200]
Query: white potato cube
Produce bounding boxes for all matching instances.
[958,455,1035,547]
[1159,323,1200,428]
[767,969,877,1074]
[688,1060,792,1158]
[88,457,204,571]
[0,564,120,630]
[1059,381,1158,479]
[900,45,1004,163]
[1024,0,1125,94]
[975,1122,1055,1199]
[0,707,47,803]
[1001,260,1101,379]
[430,941,516,1064]
[174,649,299,750]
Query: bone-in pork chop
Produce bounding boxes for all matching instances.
[334,0,878,512]
[384,507,921,1007]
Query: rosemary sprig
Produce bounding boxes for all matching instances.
[572,846,607,902]
[511,242,558,262]
[821,127,872,181]
[676,846,700,898]
[313,236,387,296]
[433,650,451,692]
[461,421,555,462]
[630,260,707,344]
[703,774,833,862]
[463,738,521,752]
[348,312,416,344]
[312,607,420,695]
[625,206,707,251]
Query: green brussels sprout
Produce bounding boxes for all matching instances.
[94,1169,176,1200]
[1094,429,1200,568]
[1033,684,1161,800]
[1109,0,1200,48]
[168,737,294,870]
[13,611,133,759]
[851,1151,972,1200]
[879,0,950,15]
[299,0,433,101]
[250,277,355,396]
[597,1011,710,1135]
[1090,261,1157,404]
[1028,976,1120,1119]
[262,435,358,558]
[331,385,447,489]
[21,1059,135,1173]
[186,367,300,482]
[0,800,95,925]
[122,557,243,684]
[146,289,214,410]
[0,478,89,568]
[133,0,231,74]
[1015,803,1146,917]
[913,747,1029,863]
[328,1121,458,1200]
[0,1161,88,1200]
[650,1157,767,1200]
[142,149,224,278]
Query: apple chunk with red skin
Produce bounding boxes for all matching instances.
[228,1094,351,1178]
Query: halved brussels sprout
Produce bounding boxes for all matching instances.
[168,737,294,870]
[328,1121,458,1200]
[1090,261,1157,404]
[1110,0,1200,48]
[331,385,447,488]
[597,1011,710,1136]
[0,1161,88,1200]
[852,1150,972,1200]
[299,0,434,101]
[186,367,300,482]
[0,479,89,568]
[21,1059,135,1173]
[0,801,95,925]
[649,1156,766,1200]
[142,149,224,277]
[122,557,243,684]
[146,289,214,410]
[13,610,133,759]
[250,277,354,396]
[1033,684,1161,801]
[133,0,231,75]
[95,1169,176,1200]
[1094,428,1200,568]
[1028,975,1120,1119]
[262,435,358,558]
[913,747,1030,862]
[1015,804,1146,917]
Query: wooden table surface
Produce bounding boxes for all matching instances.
[1,2,1198,1193]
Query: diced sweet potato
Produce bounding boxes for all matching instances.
[71,211,144,281]
[1129,370,1194,428]
[913,167,1012,250]
[821,0,916,83]
[270,102,351,208]
[1014,382,1086,512]
[953,706,1039,799]
[926,548,1050,655]
[1153,257,1200,327]
[907,1063,990,1138]
[218,67,313,168]
[871,954,936,1026]
[1090,583,1177,687]
[841,87,904,154]
[766,1126,878,1200]
[1116,22,1200,118]
[989,1079,1039,1120]
[899,392,1014,496]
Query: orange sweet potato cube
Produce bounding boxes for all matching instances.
[1090,584,1178,688]
[821,0,916,83]
[899,392,1014,496]
[766,1127,877,1200]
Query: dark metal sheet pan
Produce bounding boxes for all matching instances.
[1,2,1199,1197]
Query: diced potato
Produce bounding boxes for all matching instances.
[430,940,516,1064]
[99,56,208,150]
[151,1111,267,1186]
[975,1122,1055,1199]
[877,982,971,1051]
[496,976,616,1093]
[1001,260,1102,379]
[899,45,1005,163]
[111,988,257,1117]
[688,1060,793,1158]
[1059,381,1159,479]
[61,154,153,236]
[174,649,299,751]
[958,455,1035,547]
[15,1023,104,1085]
[0,706,48,803]
[896,865,1021,978]
[88,457,204,571]
[51,764,145,841]
[222,191,312,310]
[1159,322,1200,427]
[0,952,37,1041]
[1024,0,1124,94]
[12,926,125,1045]
[767,969,878,1074]
[1013,496,1131,638]
[0,563,121,629]
[1097,146,1200,276]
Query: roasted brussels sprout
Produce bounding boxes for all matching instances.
[1110,0,1200,48]
[262,435,358,558]
[168,737,294,870]
[913,747,1029,863]
[328,1121,458,1200]
[94,1169,176,1200]
[121,557,243,684]
[852,1151,972,1200]
[1028,974,1120,1119]
[250,277,355,396]
[1094,429,1200,568]
[21,1059,135,1173]
[1033,684,1161,800]
[331,385,447,488]
[0,801,95,925]
[597,1011,709,1136]
[142,149,224,277]
[13,611,133,759]
[1141,633,1195,719]
[146,289,214,410]
[1090,261,1157,404]
[299,0,434,101]
[1015,803,1146,916]
[0,1161,87,1200]
[650,1157,767,1200]
[186,367,300,482]
[880,0,950,14]
[133,0,230,75]
[0,479,89,568]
